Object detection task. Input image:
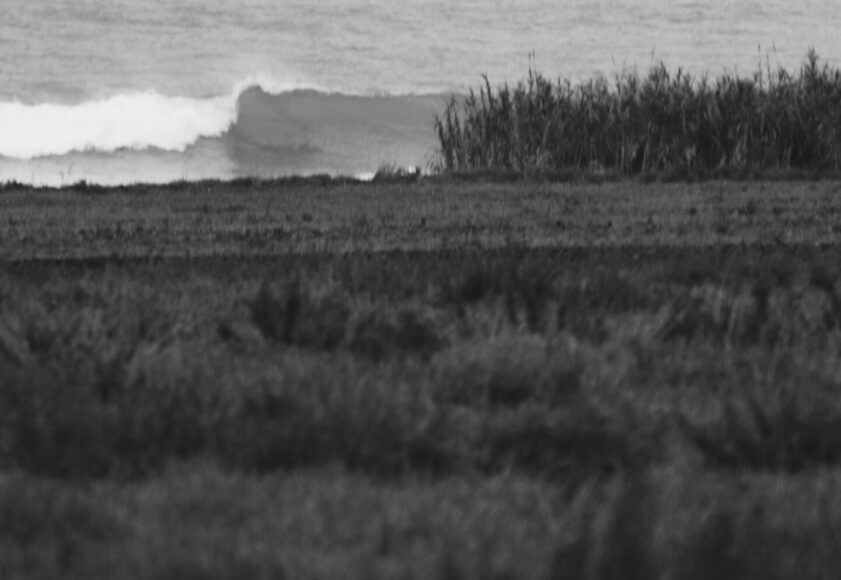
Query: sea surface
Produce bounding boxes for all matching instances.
[3,0,841,186]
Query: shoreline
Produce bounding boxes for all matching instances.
[5,163,841,192]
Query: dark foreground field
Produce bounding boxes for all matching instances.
[4,178,841,579]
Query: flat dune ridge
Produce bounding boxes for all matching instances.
[5,178,841,579]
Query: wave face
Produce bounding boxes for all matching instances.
[226,87,441,176]
[0,85,442,186]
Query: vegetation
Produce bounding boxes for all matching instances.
[436,50,841,178]
[4,180,841,578]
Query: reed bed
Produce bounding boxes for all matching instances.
[435,50,841,177]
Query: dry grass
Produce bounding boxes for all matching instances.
[4,180,841,577]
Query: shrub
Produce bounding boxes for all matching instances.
[249,279,303,344]
[678,388,841,471]
[0,346,209,479]
[217,370,463,477]
[431,335,581,407]
[480,404,639,482]
[248,280,445,358]
[0,473,128,576]
[347,304,447,360]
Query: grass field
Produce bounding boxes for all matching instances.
[4,177,841,579]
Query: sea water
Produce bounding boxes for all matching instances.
[3,0,841,186]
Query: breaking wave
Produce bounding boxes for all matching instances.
[0,80,443,185]
[0,92,236,159]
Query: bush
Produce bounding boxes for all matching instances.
[0,473,128,576]
[249,280,446,358]
[678,388,841,471]
[216,370,463,477]
[0,348,209,479]
[432,335,581,407]
[480,404,639,482]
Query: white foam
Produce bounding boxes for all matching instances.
[0,92,238,159]
[0,72,327,161]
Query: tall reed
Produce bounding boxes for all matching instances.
[435,50,841,176]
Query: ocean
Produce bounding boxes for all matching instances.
[3,0,841,186]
